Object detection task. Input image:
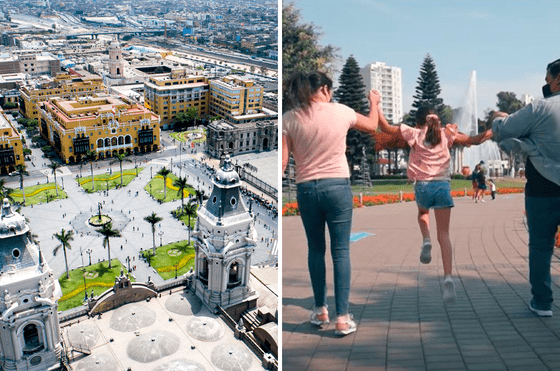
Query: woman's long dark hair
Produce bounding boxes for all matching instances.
[416,106,441,146]
[283,72,333,113]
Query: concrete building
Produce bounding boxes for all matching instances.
[0,200,63,371]
[206,119,277,158]
[0,110,24,174]
[209,75,266,123]
[144,70,209,128]
[18,72,106,120]
[38,94,160,163]
[361,61,403,123]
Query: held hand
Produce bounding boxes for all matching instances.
[491,111,508,121]
[368,89,381,106]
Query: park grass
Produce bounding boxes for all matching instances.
[145,173,196,203]
[11,183,67,205]
[76,168,144,192]
[170,128,206,144]
[58,259,132,311]
[141,240,195,280]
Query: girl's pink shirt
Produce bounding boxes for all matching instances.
[400,124,458,181]
[282,102,357,183]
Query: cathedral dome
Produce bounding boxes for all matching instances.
[0,198,28,236]
[213,156,240,187]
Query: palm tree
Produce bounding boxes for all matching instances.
[53,228,74,279]
[173,176,189,210]
[14,164,28,205]
[0,179,15,203]
[144,212,163,255]
[110,153,132,187]
[183,202,197,244]
[95,222,121,268]
[157,167,171,200]
[47,161,62,196]
[86,150,97,191]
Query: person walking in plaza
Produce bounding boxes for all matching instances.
[471,164,480,201]
[377,104,492,304]
[489,58,560,317]
[489,179,497,200]
[476,167,487,203]
[282,71,380,336]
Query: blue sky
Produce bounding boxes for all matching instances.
[289,0,560,118]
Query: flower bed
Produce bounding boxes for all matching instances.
[282,187,525,216]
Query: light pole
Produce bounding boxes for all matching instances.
[149,183,152,198]
[126,256,131,272]
[79,246,85,267]
[158,231,164,246]
[174,263,178,279]
[86,248,92,266]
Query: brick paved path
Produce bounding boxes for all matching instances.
[282,193,560,371]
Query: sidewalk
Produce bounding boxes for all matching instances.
[282,193,560,371]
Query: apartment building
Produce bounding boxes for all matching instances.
[361,62,403,123]
[38,95,160,164]
[19,73,106,120]
[144,70,209,128]
[209,76,266,123]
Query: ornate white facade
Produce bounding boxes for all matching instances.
[191,156,259,311]
[0,200,62,371]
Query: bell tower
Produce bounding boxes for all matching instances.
[191,156,259,312]
[0,199,62,371]
[108,38,124,79]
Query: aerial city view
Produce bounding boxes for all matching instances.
[0,0,278,370]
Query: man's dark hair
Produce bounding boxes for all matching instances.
[547,59,560,77]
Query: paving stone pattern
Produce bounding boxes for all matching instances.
[283,193,560,371]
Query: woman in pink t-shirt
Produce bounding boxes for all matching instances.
[282,72,379,336]
[378,105,492,304]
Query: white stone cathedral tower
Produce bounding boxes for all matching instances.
[191,156,259,312]
[108,38,124,79]
[0,199,62,371]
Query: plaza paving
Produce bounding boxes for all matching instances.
[282,192,560,371]
[8,151,278,289]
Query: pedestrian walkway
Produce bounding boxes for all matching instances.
[282,193,560,371]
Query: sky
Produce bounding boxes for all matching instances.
[288,0,560,119]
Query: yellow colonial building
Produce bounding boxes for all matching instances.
[208,76,266,123]
[144,70,209,128]
[19,72,106,120]
[39,95,160,164]
[0,110,24,174]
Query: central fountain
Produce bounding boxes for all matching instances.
[454,71,502,175]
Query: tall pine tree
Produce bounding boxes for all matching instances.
[334,55,373,182]
[411,54,445,123]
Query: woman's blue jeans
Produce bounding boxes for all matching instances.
[526,196,560,311]
[297,178,353,316]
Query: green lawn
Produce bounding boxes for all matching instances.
[170,128,206,144]
[11,183,67,205]
[145,173,196,203]
[142,240,195,280]
[76,168,144,192]
[58,259,132,311]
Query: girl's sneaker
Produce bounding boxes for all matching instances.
[334,314,356,336]
[310,306,329,326]
[420,240,432,264]
[443,276,456,304]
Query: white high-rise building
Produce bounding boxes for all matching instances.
[361,62,403,123]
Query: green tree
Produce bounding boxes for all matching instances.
[496,91,524,114]
[184,202,197,244]
[157,167,172,200]
[334,55,373,182]
[95,222,121,268]
[411,54,445,122]
[173,176,189,210]
[0,179,15,203]
[144,212,163,255]
[2,101,17,110]
[47,161,62,196]
[14,164,28,205]
[86,150,97,191]
[53,228,74,279]
[110,153,132,187]
[282,3,338,83]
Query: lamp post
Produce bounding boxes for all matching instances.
[126,256,131,272]
[158,231,164,246]
[79,246,85,267]
[61,177,64,190]
[86,248,92,266]
[149,183,152,198]
[174,263,178,279]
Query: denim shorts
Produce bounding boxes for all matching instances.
[414,180,454,210]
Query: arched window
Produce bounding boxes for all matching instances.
[118,136,124,145]
[228,261,242,288]
[97,139,103,148]
[125,135,132,144]
[105,138,110,147]
[111,137,117,146]
[23,324,43,354]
